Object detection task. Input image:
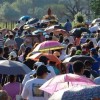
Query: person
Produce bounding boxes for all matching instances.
[4,33,17,52]
[3,75,22,100]
[90,48,100,74]
[18,47,31,62]
[21,65,50,100]
[0,47,6,60]
[64,19,72,32]
[9,51,17,61]
[49,61,60,75]
[18,35,32,56]
[83,60,99,79]
[22,62,44,86]
[39,56,56,80]
[14,31,23,50]
[0,32,4,48]
[73,60,84,76]
[3,46,9,59]
[0,90,10,100]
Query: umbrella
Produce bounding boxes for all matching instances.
[40,73,95,94]
[32,29,47,36]
[0,60,31,75]
[92,18,100,24]
[19,16,31,21]
[71,27,90,37]
[49,85,100,100]
[28,53,61,64]
[89,24,99,33]
[33,41,64,52]
[44,25,61,33]
[26,18,39,25]
[53,29,67,36]
[63,55,95,63]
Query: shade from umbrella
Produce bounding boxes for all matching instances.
[28,53,61,64]
[63,55,95,63]
[33,41,64,52]
[49,85,100,100]
[40,74,95,94]
[0,60,31,75]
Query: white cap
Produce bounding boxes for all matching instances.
[34,62,44,67]
[45,35,49,39]
[9,51,17,58]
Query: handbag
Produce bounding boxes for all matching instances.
[16,83,23,100]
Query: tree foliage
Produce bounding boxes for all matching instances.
[90,0,100,17]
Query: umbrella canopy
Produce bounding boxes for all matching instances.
[89,24,99,33]
[71,27,90,37]
[44,25,61,33]
[32,29,47,36]
[26,18,39,25]
[63,55,95,63]
[49,85,100,100]
[0,60,31,75]
[33,41,64,52]
[40,73,95,94]
[53,29,67,36]
[19,16,31,21]
[28,53,61,64]
[92,18,100,24]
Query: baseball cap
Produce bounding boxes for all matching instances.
[45,35,49,39]
[90,48,96,53]
[9,51,17,58]
[36,65,50,76]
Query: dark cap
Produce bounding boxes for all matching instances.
[36,65,50,76]
[90,48,96,53]
[39,56,49,62]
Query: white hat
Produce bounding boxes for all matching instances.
[34,62,44,67]
[9,51,17,58]
[45,35,49,39]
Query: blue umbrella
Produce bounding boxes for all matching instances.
[49,85,100,100]
[19,16,31,21]
[0,60,31,75]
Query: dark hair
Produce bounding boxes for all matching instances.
[50,32,53,36]
[0,47,3,54]
[9,35,13,39]
[87,41,94,49]
[76,45,82,51]
[58,35,63,43]
[23,47,31,61]
[83,70,90,78]
[24,59,35,70]
[9,75,16,83]
[66,44,73,54]
[73,61,84,73]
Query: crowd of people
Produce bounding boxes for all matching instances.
[0,16,100,100]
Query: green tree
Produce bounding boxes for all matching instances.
[91,0,100,18]
[0,2,20,21]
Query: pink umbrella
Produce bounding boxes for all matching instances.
[40,74,95,94]
[33,41,64,52]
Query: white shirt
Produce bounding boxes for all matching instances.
[46,65,56,80]
[21,78,49,100]
[22,70,36,86]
